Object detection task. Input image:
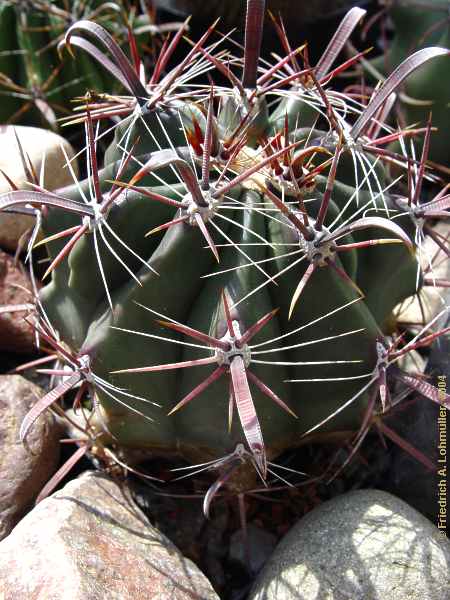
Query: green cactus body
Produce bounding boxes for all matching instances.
[290,127,388,194]
[371,0,447,74]
[393,27,450,166]
[103,102,205,167]
[37,136,419,484]
[40,181,188,346]
[269,87,320,134]
[2,3,447,500]
[317,176,420,328]
[14,7,68,126]
[0,4,20,121]
[0,2,136,126]
[366,1,450,165]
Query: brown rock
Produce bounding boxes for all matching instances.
[0,125,79,251]
[0,471,219,600]
[0,250,36,353]
[0,375,60,540]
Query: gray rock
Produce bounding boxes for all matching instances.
[249,490,450,600]
[0,125,79,251]
[0,375,60,540]
[0,470,219,600]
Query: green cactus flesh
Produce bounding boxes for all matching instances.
[365,0,450,165]
[38,135,420,482]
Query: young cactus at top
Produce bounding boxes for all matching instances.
[1,0,449,508]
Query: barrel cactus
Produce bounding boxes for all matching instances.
[1,1,449,512]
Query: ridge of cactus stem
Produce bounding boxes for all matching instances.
[24,315,162,430]
[248,146,415,321]
[267,7,368,132]
[297,309,450,443]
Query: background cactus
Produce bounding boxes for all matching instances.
[358,0,450,165]
[0,0,181,128]
[1,1,449,513]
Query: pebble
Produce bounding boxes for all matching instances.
[0,470,219,599]
[0,374,60,540]
[249,489,450,600]
[0,125,78,251]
